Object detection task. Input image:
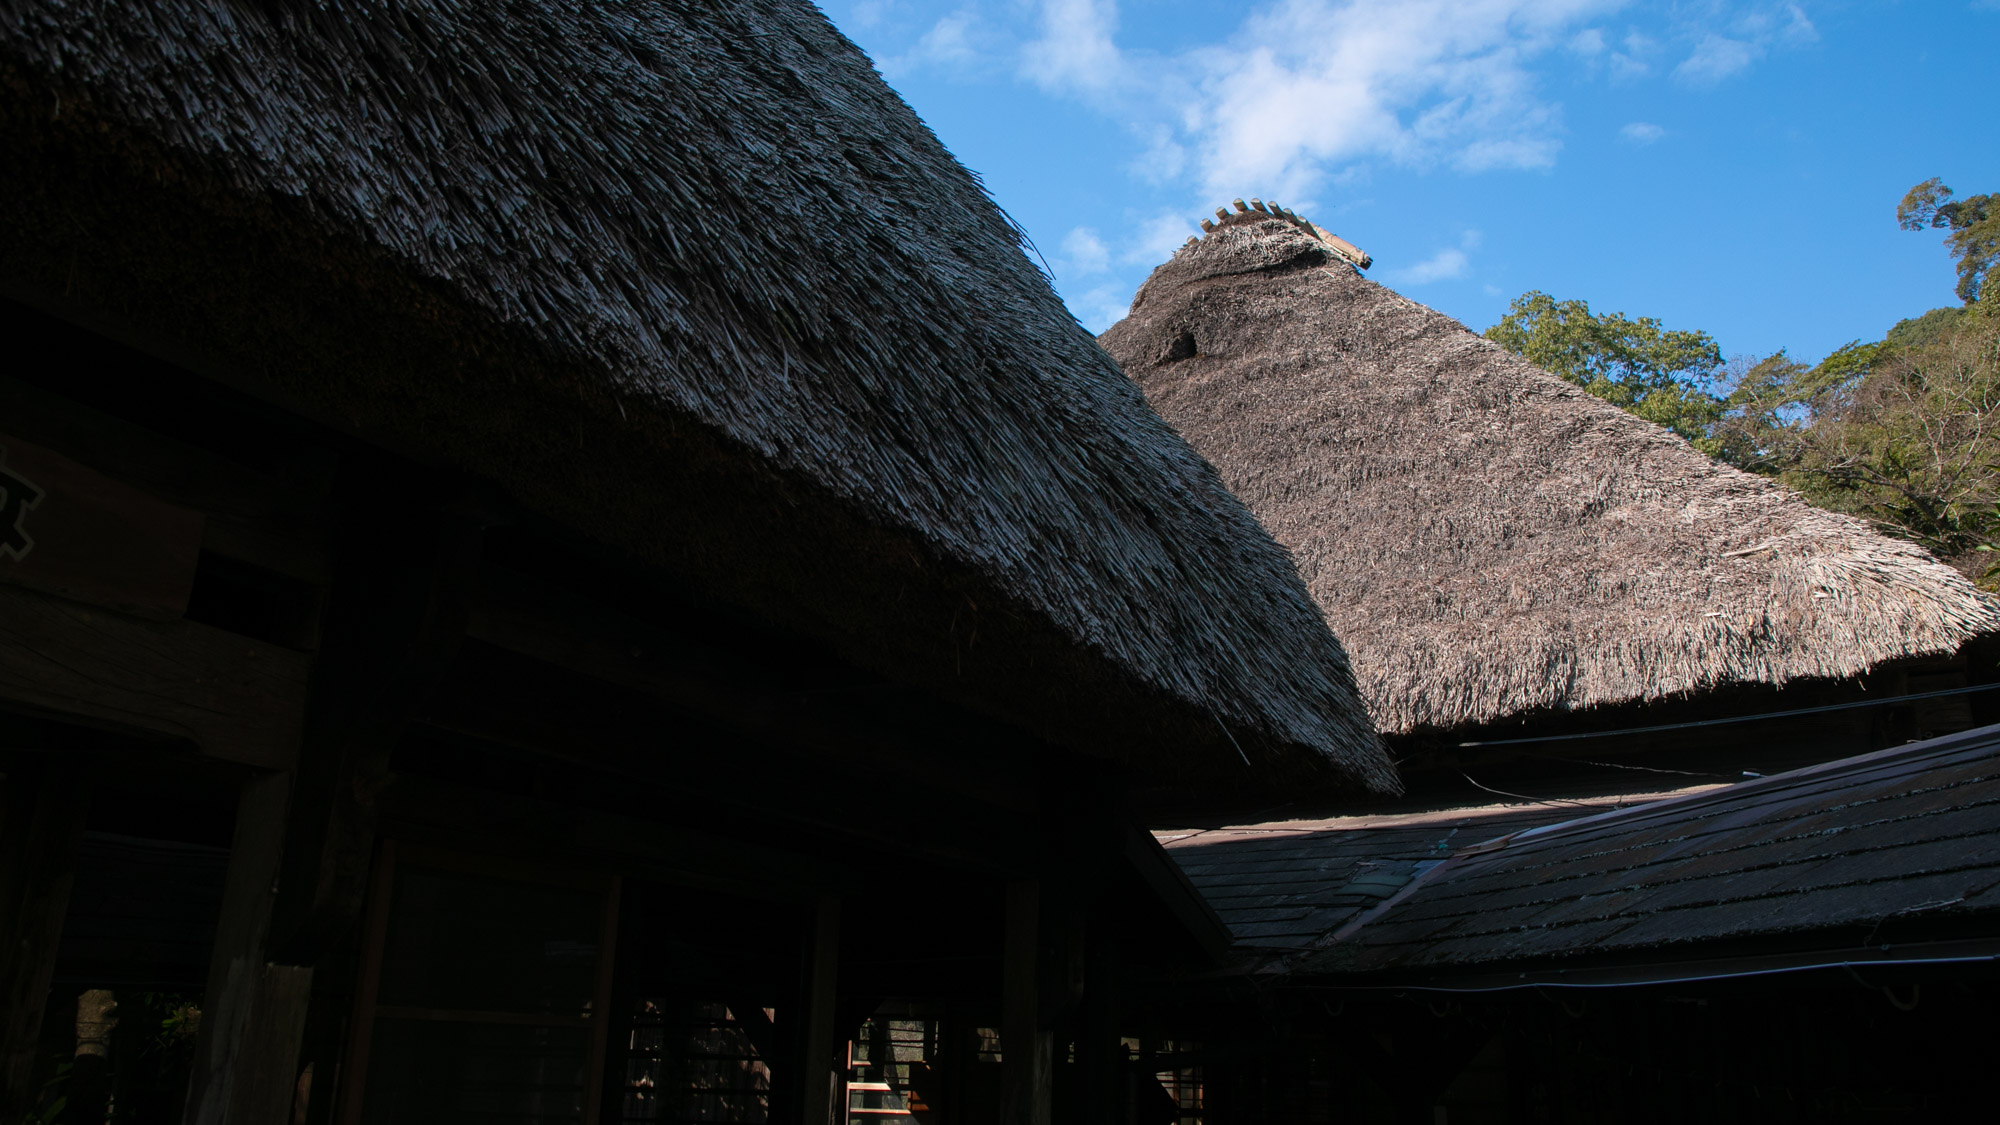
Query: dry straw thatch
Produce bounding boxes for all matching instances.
[0,2,1391,789]
[1102,214,2000,736]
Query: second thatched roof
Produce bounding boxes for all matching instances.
[1102,214,2000,736]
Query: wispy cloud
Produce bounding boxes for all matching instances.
[1072,282,1136,332]
[1021,0,1126,95]
[838,0,1827,322]
[1675,34,1763,84]
[1672,3,1821,85]
[1123,211,1202,267]
[1182,0,1620,199]
[1384,248,1471,285]
[1382,228,1482,285]
[1061,226,1112,276]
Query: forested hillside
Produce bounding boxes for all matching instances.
[1488,180,2000,590]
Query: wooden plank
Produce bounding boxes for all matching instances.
[0,374,333,584]
[185,771,297,1125]
[1077,927,1123,1125]
[418,643,1039,876]
[229,965,314,1125]
[797,895,843,1125]
[268,502,477,963]
[466,569,1038,815]
[377,775,859,902]
[1000,880,1050,1125]
[1122,826,1232,966]
[0,433,205,617]
[0,755,88,1120]
[0,582,310,769]
[333,841,397,1125]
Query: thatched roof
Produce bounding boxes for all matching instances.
[1101,214,2000,736]
[0,3,1391,789]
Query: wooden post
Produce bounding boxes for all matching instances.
[1001,880,1050,1125]
[184,771,315,1125]
[0,755,88,1121]
[269,497,479,963]
[1078,926,1122,1125]
[798,895,842,1125]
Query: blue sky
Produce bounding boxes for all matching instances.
[818,0,1999,365]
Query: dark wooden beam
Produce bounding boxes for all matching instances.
[185,771,313,1125]
[1122,825,1232,967]
[0,754,88,1120]
[0,372,334,584]
[1001,879,1051,1125]
[1077,926,1124,1125]
[0,582,311,770]
[268,485,479,964]
[464,569,1039,816]
[376,774,861,900]
[798,895,842,1125]
[418,641,1041,875]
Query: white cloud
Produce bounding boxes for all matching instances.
[1061,226,1112,275]
[881,9,1004,77]
[1379,228,1480,285]
[1608,53,1649,80]
[1073,282,1135,332]
[1675,34,1764,84]
[1382,247,1471,285]
[1179,0,1623,198]
[848,0,891,29]
[1123,211,1202,267]
[1620,121,1664,144]
[1022,0,1125,95]
[1130,125,1189,182]
[877,1,1831,200]
[913,12,979,66]
[1782,3,1819,43]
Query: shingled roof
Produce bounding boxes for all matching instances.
[1102,212,2000,737]
[1157,786,1716,969]
[1292,721,2000,986]
[0,5,1390,788]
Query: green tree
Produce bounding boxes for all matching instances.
[1899,178,1999,305]
[1715,304,2000,586]
[1485,183,2000,588]
[1484,291,1728,451]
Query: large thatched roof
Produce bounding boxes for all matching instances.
[0,4,1391,789]
[1102,214,2000,736]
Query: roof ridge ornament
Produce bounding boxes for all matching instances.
[1197,198,1372,270]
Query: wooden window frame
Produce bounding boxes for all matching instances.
[337,840,622,1125]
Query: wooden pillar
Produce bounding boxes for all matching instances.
[0,754,88,1121]
[1077,926,1122,1125]
[1001,879,1051,1125]
[797,895,842,1125]
[269,498,479,964]
[184,771,314,1125]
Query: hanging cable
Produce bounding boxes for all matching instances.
[1459,683,2000,747]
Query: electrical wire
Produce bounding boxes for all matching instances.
[1459,682,2000,748]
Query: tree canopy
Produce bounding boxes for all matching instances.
[1484,291,1727,452]
[1485,179,2000,589]
[1899,177,1999,305]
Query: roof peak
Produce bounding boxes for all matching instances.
[1193,198,1372,270]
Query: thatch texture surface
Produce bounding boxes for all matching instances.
[0,1,1390,787]
[1102,219,2000,736]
